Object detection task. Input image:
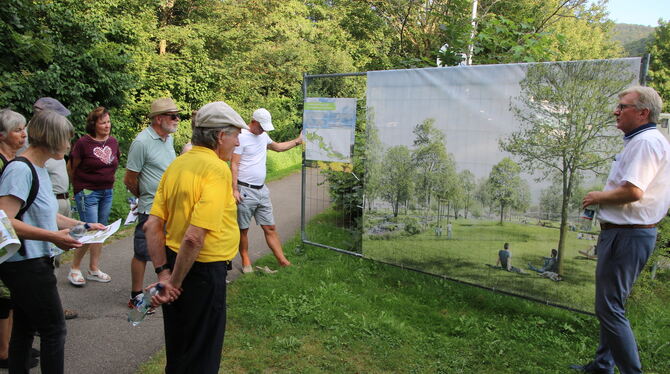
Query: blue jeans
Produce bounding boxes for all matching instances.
[74,188,113,225]
[592,227,656,374]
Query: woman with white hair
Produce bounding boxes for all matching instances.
[0,109,27,167]
[0,109,37,368]
[0,110,104,373]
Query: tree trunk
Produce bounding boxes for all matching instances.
[158,0,175,55]
[447,201,452,224]
[393,194,399,217]
[464,198,469,219]
[499,203,504,224]
[556,169,574,276]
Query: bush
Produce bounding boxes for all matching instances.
[401,216,421,236]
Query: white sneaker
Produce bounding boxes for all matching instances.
[242,265,253,274]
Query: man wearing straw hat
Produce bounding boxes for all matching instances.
[124,98,180,308]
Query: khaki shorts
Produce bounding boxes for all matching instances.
[237,185,275,229]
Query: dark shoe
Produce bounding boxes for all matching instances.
[64,309,78,320]
[0,356,39,369]
[31,348,40,358]
[569,363,611,373]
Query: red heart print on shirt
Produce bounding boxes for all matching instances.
[93,146,114,165]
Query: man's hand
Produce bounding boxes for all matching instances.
[53,229,83,251]
[149,281,181,307]
[582,191,601,209]
[233,189,242,204]
[583,183,643,208]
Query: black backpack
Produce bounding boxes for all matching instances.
[0,155,39,256]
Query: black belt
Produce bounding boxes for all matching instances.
[237,181,263,189]
[55,193,69,199]
[600,223,656,230]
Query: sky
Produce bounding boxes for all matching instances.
[601,0,669,27]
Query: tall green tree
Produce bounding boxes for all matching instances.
[539,183,562,221]
[363,121,384,211]
[500,59,635,275]
[0,0,143,136]
[649,20,670,112]
[412,119,452,208]
[381,145,415,217]
[362,0,473,67]
[458,170,477,219]
[472,0,621,64]
[483,158,528,224]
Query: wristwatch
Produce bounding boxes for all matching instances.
[154,264,171,274]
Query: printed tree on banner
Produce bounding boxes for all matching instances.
[381,145,414,217]
[500,59,635,275]
[483,158,529,224]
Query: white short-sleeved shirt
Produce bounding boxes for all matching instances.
[599,127,670,225]
[233,130,273,186]
[0,161,60,261]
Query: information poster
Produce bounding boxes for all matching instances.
[303,98,357,163]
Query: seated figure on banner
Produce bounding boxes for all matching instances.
[490,243,527,274]
[528,249,558,273]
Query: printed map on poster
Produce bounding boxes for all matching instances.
[303,98,357,163]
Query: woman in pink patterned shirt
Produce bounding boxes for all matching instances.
[67,107,120,286]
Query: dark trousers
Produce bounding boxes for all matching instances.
[592,228,656,374]
[0,257,66,374]
[163,248,228,374]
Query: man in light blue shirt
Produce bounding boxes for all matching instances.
[124,98,180,307]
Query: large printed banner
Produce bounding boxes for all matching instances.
[303,97,357,163]
[364,58,641,311]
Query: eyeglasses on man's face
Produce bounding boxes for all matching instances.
[615,103,636,111]
[163,113,180,120]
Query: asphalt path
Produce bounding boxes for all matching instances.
[16,171,319,374]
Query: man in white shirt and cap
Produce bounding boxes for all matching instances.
[231,108,302,273]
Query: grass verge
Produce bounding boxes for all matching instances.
[266,147,302,182]
[364,218,598,311]
[135,209,670,374]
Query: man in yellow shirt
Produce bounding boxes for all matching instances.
[144,101,248,374]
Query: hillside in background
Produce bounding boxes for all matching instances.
[611,23,655,56]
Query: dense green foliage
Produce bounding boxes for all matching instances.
[649,20,670,112]
[1,0,624,157]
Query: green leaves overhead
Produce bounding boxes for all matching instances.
[0,0,632,154]
[649,20,670,112]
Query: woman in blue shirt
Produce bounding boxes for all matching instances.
[0,110,104,374]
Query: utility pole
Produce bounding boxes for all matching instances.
[467,0,478,65]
